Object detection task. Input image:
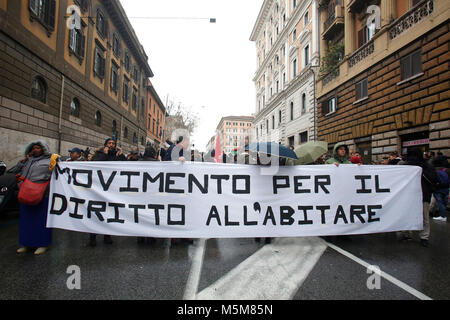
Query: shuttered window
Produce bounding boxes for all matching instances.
[401,49,422,80]
[356,78,368,101]
[69,27,86,60]
[93,47,105,79]
[28,0,56,33]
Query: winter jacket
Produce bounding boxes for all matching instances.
[403,153,439,203]
[325,142,351,164]
[14,141,52,183]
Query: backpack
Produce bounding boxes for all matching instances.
[437,168,449,189]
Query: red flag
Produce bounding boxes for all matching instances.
[214,132,222,163]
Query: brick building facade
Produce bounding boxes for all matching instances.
[316,0,449,163]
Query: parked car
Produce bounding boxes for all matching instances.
[0,165,19,214]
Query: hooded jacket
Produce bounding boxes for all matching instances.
[325,142,351,164]
[14,141,52,183]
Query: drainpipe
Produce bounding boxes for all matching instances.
[58,75,65,154]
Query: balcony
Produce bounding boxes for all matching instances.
[322,4,344,40]
[347,0,366,13]
[348,38,374,68]
[389,0,434,40]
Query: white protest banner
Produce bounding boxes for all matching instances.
[47,162,423,238]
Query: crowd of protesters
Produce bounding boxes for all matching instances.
[9,137,449,255]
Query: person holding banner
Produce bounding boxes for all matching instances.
[14,141,55,255]
[398,147,439,247]
[89,137,125,247]
[325,142,351,166]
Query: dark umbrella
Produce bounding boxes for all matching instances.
[247,142,298,160]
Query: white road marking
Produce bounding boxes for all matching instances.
[183,238,207,300]
[326,242,433,300]
[195,237,327,300]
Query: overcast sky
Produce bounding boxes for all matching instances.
[119,0,263,151]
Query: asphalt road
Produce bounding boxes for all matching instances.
[0,209,449,300]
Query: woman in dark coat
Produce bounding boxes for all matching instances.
[14,141,54,255]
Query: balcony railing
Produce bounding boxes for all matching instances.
[323,12,336,31]
[348,39,374,68]
[322,68,340,87]
[389,0,434,40]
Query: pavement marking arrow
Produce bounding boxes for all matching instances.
[194,237,327,300]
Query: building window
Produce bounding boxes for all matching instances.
[288,136,295,147]
[304,45,310,66]
[133,133,138,144]
[123,127,128,139]
[324,97,337,115]
[401,49,422,80]
[93,46,106,79]
[133,66,139,82]
[69,26,85,61]
[266,119,269,134]
[300,131,308,144]
[292,59,297,78]
[113,34,121,58]
[31,76,47,103]
[74,0,89,12]
[304,11,309,26]
[28,0,56,34]
[279,110,282,125]
[290,102,294,121]
[356,78,368,101]
[293,0,297,9]
[301,93,306,114]
[123,77,130,104]
[293,29,297,41]
[124,53,131,73]
[110,63,119,93]
[94,111,102,127]
[132,88,138,112]
[272,115,275,129]
[358,21,376,48]
[70,98,80,118]
[96,9,108,39]
[112,120,118,139]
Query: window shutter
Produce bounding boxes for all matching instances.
[412,50,422,76]
[100,56,105,78]
[401,56,411,80]
[362,79,368,98]
[79,33,85,59]
[358,28,364,48]
[29,0,39,15]
[46,0,56,30]
[69,29,75,51]
[356,82,362,100]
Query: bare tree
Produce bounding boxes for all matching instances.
[165,99,199,141]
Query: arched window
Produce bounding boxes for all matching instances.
[94,110,102,126]
[31,76,47,103]
[70,98,80,117]
[133,132,138,144]
[302,93,306,114]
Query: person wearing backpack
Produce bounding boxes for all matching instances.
[432,156,449,222]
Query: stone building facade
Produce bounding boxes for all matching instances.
[0,0,157,166]
[316,0,449,163]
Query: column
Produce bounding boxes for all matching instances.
[344,3,355,56]
[381,0,396,28]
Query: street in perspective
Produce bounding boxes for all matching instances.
[0,0,449,306]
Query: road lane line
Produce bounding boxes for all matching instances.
[326,242,432,300]
[195,237,327,300]
[183,238,207,300]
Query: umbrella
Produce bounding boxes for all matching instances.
[247,142,298,160]
[293,141,328,165]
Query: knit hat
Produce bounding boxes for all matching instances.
[350,156,362,164]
